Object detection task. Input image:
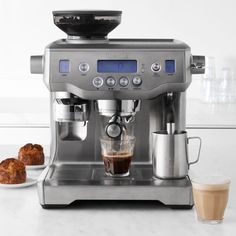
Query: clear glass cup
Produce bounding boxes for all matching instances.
[191,175,231,224]
[100,136,135,177]
[201,57,218,103]
[219,68,236,103]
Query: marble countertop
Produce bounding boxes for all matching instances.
[0,169,235,236]
[0,127,236,236]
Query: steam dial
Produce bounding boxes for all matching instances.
[151,62,161,72]
[191,56,205,74]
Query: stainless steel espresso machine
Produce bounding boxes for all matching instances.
[31,10,205,208]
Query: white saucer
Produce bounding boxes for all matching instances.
[26,164,47,170]
[0,178,37,188]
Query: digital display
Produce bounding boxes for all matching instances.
[165,60,176,73]
[59,60,70,73]
[97,60,137,73]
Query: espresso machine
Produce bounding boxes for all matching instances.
[31,10,205,208]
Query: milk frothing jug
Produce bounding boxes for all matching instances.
[152,131,201,179]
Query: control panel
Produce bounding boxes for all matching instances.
[50,49,187,94]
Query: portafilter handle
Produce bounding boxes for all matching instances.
[105,115,126,139]
[30,55,44,74]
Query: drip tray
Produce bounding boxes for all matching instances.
[47,164,190,187]
[42,163,193,205]
[92,166,152,180]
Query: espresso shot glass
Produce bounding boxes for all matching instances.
[100,136,135,177]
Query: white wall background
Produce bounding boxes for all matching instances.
[0,0,235,126]
[1,0,236,78]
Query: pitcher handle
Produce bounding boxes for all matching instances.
[187,136,202,165]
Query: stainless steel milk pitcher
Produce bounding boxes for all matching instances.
[152,131,201,179]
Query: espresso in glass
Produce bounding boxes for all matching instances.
[192,176,230,224]
[102,151,132,176]
[100,136,135,177]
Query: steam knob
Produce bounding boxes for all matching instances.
[151,62,161,72]
[30,55,44,74]
[191,55,205,74]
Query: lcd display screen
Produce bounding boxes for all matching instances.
[97,60,137,73]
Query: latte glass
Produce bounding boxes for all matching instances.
[192,176,230,224]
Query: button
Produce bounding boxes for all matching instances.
[92,77,103,88]
[119,77,129,87]
[106,77,116,87]
[59,60,70,73]
[165,60,176,73]
[151,62,161,72]
[79,63,89,73]
[132,77,142,86]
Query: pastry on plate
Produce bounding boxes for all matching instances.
[0,158,26,184]
[18,143,45,165]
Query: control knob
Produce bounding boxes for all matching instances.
[132,77,142,86]
[151,62,161,72]
[191,56,205,74]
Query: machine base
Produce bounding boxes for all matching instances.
[41,201,194,209]
[38,164,194,209]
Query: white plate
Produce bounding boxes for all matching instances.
[25,156,49,170]
[26,164,47,170]
[0,178,37,189]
